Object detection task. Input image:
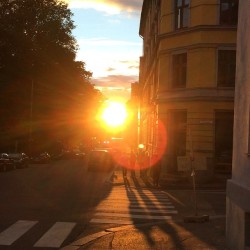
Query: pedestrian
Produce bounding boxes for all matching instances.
[121,153,128,178]
[143,150,150,178]
[138,150,145,178]
[151,154,161,188]
[130,150,136,178]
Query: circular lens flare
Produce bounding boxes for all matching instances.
[111,119,167,172]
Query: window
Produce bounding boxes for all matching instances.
[220,0,238,25]
[175,0,190,29]
[217,50,236,87]
[172,53,187,88]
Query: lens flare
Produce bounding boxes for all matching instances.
[101,101,127,127]
[112,119,167,172]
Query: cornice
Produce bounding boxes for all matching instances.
[159,25,237,40]
[156,88,235,103]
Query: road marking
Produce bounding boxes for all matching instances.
[107,197,170,202]
[109,191,168,195]
[99,200,172,206]
[95,207,177,214]
[90,187,177,226]
[90,219,134,225]
[0,220,38,246]
[129,204,174,208]
[110,193,168,198]
[94,212,172,220]
[97,204,175,210]
[109,190,168,195]
[34,222,76,248]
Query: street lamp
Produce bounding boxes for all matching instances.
[29,78,34,155]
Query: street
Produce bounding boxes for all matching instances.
[0,161,227,249]
[0,159,113,249]
[67,170,227,250]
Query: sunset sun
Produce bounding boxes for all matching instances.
[101,101,127,127]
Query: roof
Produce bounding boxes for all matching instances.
[139,0,150,37]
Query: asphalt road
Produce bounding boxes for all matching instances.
[0,159,113,250]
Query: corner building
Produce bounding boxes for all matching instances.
[139,0,238,181]
[226,1,250,249]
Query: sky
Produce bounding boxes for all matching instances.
[63,0,144,103]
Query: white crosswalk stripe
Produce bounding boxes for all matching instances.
[94,212,172,220]
[106,197,170,202]
[96,207,177,214]
[0,220,76,248]
[0,220,38,246]
[34,222,76,248]
[99,200,172,205]
[90,188,178,225]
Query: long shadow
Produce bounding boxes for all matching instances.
[79,162,115,223]
[124,174,186,249]
[133,174,226,249]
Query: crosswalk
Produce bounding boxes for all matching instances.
[90,187,178,225]
[0,189,178,248]
[0,220,76,248]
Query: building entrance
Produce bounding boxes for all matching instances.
[168,110,187,172]
[215,111,234,174]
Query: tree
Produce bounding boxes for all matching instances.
[0,0,103,152]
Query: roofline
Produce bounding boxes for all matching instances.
[139,0,150,37]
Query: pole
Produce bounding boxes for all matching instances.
[191,162,198,216]
[29,79,34,155]
[188,127,198,216]
[183,125,209,223]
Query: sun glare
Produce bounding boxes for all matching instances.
[101,101,127,127]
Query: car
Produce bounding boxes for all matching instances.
[87,149,115,172]
[60,150,85,160]
[0,153,15,171]
[31,152,51,164]
[7,153,29,168]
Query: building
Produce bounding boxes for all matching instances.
[139,0,238,182]
[226,0,250,249]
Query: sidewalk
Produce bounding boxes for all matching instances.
[62,169,227,250]
[109,167,228,190]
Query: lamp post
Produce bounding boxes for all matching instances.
[29,78,34,155]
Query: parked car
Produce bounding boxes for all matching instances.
[56,149,85,160]
[0,153,15,171]
[31,152,51,164]
[7,153,29,168]
[87,149,114,172]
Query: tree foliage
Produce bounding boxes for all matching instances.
[0,0,103,152]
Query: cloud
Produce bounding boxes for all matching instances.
[106,67,115,72]
[119,60,131,64]
[78,37,141,47]
[92,74,138,88]
[119,60,139,69]
[63,0,143,15]
[95,86,131,103]
[92,74,138,102]
[128,65,139,70]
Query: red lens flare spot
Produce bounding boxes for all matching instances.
[111,119,167,171]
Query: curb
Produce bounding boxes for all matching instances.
[61,231,113,250]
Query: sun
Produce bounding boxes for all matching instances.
[101,101,127,127]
